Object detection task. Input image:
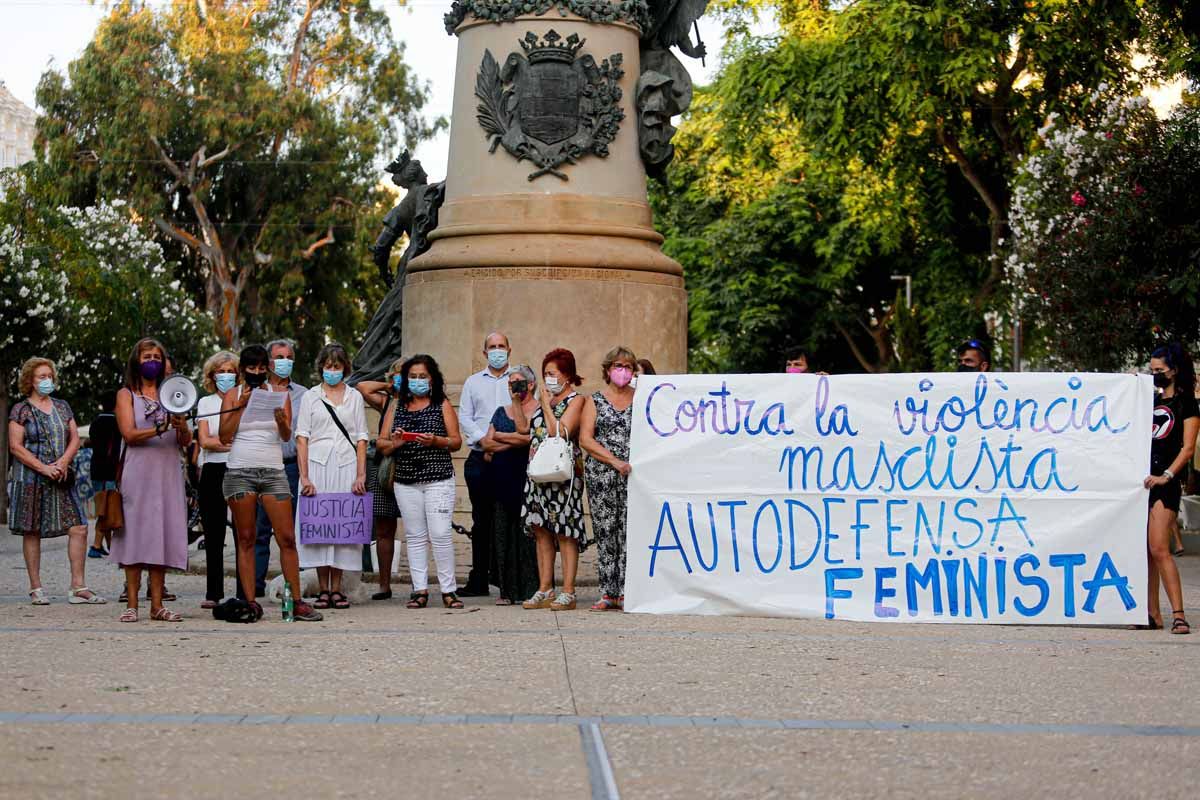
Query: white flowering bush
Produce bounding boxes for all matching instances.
[0,231,72,357]
[1006,90,1200,369]
[1,192,216,402]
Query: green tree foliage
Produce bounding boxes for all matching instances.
[34,0,439,357]
[660,0,1192,372]
[1008,98,1200,370]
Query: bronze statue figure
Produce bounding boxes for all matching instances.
[352,152,445,382]
[637,0,710,175]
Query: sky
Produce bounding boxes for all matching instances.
[0,0,730,183]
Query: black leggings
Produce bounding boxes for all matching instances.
[200,462,230,601]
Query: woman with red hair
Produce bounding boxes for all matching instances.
[516,348,588,611]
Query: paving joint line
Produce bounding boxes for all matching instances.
[0,712,1196,737]
[579,722,621,800]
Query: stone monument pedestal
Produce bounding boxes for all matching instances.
[404,11,687,384]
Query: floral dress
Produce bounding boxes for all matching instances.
[521,392,588,549]
[8,399,86,538]
[583,392,632,598]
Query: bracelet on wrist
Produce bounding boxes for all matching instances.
[1163,468,1175,481]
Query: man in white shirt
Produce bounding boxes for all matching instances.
[457,331,514,596]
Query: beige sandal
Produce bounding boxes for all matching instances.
[119,608,138,623]
[69,587,107,604]
[150,607,183,622]
[29,588,50,605]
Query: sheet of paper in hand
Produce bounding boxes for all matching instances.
[241,387,287,425]
[297,492,372,545]
[624,372,1153,625]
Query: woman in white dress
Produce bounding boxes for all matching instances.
[295,343,368,609]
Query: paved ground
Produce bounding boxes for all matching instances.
[2,531,1199,799]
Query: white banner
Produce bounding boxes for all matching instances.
[625,373,1152,624]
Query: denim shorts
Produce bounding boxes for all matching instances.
[222,467,292,502]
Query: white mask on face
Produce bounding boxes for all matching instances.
[544,376,562,393]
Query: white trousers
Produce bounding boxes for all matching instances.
[393,477,457,592]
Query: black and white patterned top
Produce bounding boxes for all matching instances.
[391,401,453,484]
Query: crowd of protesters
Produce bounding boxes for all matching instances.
[6,335,1195,633]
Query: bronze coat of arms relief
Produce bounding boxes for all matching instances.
[475,30,625,181]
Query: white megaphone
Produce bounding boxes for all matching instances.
[160,375,200,416]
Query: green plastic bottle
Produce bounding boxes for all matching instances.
[282,581,294,622]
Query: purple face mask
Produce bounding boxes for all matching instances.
[139,360,164,381]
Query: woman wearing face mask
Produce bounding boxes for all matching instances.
[111,338,191,622]
[1143,342,1198,634]
[480,365,541,605]
[295,343,369,609]
[353,358,406,600]
[219,344,322,622]
[579,347,637,611]
[518,348,588,611]
[377,354,463,609]
[195,351,239,608]
[8,357,102,606]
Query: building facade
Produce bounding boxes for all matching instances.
[0,82,37,171]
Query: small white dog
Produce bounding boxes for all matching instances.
[265,569,371,604]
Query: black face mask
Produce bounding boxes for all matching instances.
[1153,372,1172,389]
[956,364,978,373]
[244,371,267,388]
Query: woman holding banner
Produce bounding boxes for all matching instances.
[220,344,322,622]
[1144,342,1197,634]
[518,348,588,612]
[295,344,369,610]
[580,346,637,611]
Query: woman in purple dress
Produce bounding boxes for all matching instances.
[111,338,192,622]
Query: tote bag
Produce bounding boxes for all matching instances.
[527,419,573,483]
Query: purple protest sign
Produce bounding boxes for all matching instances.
[297,492,371,545]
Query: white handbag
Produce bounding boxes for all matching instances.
[528,419,574,484]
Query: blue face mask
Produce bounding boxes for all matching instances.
[36,378,55,396]
[322,370,343,387]
[408,377,431,397]
[273,358,294,379]
[214,373,237,393]
[392,375,404,392]
[487,348,509,370]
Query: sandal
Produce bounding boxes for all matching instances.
[313,591,331,609]
[1130,614,1162,631]
[550,591,577,611]
[522,589,556,609]
[69,587,107,605]
[151,607,183,622]
[1171,613,1191,635]
[200,599,217,609]
[1173,548,1186,557]
[331,592,350,609]
[119,607,138,623]
[442,592,464,609]
[29,588,50,606]
[406,591,429,609]
[590,595,620,612]
[372,590,393,601]
[495,597,513,606]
